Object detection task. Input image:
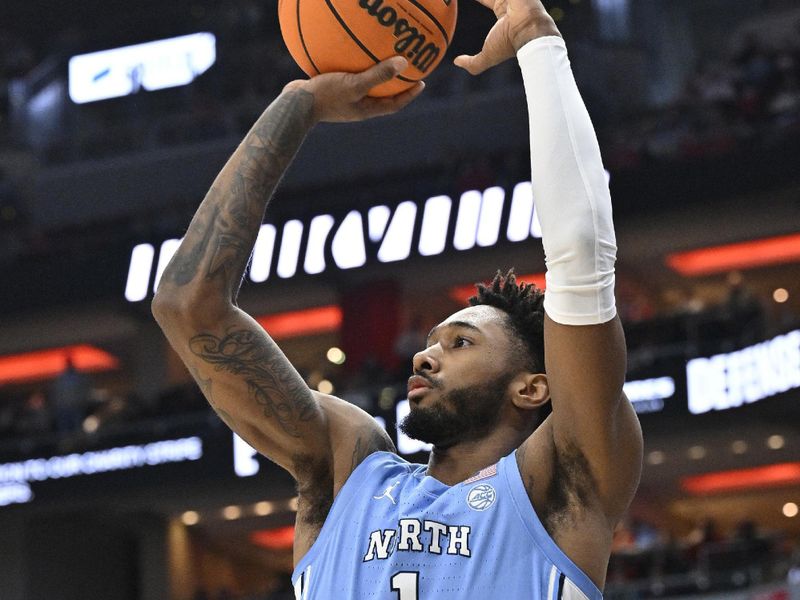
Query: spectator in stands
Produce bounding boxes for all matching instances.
[50,356,91,433]
[685,517,723,561]
[721,273,766,345]
[15,389,51,435]
[688,60,738,110]
[631,518,662,551]
[769,74,800,127]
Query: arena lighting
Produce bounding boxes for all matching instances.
[254,501,275,516]
[666,233,800,276]
[326,347,346,365]
[181,511,200,526]
[774,288,790,303]
[255,305,342,340]
[767,435,786,450]
[317,379,334,394]
[251,526,295,550]
[222,505,242,520]
[731,440,748,455]
[0,345,119,386]
[69,33,216,104]
[687,446,707,460]
[681,462,800,495]
[449,273,547,303]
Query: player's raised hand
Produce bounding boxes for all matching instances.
[284,57,425,124]
[454,0,560,76]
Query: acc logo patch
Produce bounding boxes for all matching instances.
[466,483,496,511]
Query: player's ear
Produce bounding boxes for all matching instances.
[509,373,550,411]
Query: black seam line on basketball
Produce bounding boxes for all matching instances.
[557,572,566,599]
[323,0,417,83]
[297,0,321,74]
[402,0,449,44]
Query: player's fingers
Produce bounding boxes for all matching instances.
[454,53,493,76]
[353,56,409,95]
[360,81,426,117]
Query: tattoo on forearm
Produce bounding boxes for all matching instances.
[163,205,220,287]
[189,327,317,437]
[160,89,315,296]
[207,230,250,282]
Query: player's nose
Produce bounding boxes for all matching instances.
[412,346,440,374]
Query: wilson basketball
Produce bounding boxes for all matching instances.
[279,0,457,97]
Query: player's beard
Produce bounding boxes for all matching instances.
[399,371,513,448]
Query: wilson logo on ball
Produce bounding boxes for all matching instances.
[358,0,441,72]
[279,0,456,96]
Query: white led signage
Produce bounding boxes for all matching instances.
[69,33,216,104]
[624,376,675,414]
[0,437,203,507]
[687,330,800,415]
[126,181,545,300]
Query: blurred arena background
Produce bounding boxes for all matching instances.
[1,0,800,598]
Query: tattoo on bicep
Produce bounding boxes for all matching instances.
[189,327,317,437]
[350,426,396,472]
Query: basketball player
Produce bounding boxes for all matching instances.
[152,0,643,597]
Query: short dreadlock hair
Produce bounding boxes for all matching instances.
[468,269,546,374]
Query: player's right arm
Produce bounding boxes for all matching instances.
[151,59,421,497]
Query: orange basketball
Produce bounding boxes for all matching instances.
[278,0,457,97]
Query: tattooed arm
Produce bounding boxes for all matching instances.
[152,59,422,506]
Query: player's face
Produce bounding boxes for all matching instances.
[400,305,519,448]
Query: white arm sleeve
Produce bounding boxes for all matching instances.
[517,36,617,326]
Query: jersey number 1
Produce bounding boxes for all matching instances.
[390,571,419,599]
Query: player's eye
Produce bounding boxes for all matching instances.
[453,336,472,348]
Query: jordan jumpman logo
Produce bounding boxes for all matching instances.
[373,481,401,504]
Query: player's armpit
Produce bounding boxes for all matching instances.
[543,315,643,523]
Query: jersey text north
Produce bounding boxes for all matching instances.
[362,518,472,561]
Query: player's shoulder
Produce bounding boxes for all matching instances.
[313,392,398,493]
[315,392,394,451]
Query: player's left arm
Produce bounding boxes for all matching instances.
[514,18,642,522]
[456,0,642,523]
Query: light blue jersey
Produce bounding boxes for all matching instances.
[292,451,603,599]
